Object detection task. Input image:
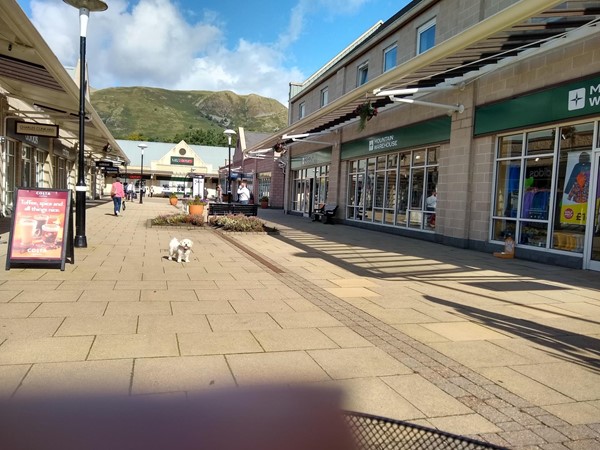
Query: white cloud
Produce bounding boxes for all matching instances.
[26,0,371,106]
[28,0,302,105]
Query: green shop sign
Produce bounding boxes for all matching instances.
[340,116,450,160]
[170,156,194,165]
[475,74,600,135]
[291,149,332,170]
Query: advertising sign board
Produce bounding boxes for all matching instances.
[6,189,74,271]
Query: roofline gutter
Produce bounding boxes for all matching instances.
[249,0,567,152]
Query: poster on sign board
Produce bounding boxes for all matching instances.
[6,188,74,271]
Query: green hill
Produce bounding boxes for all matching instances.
[90,87,288,142]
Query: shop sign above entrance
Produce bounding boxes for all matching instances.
[15,121,59,138]
[171,156,194,165]
[340,116,451,160]
[290,149,332,170]
[95,161,113,168]
[475,74,600,136]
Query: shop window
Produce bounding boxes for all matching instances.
[417,18,436,54]
[498,134,523,158]
[347,147,438,230]
[492,123,594,253]
[383,44,397,72]
[6,140,16,212]
[551,123,593,252]
[22,145,32,187]
[36,150,46,188]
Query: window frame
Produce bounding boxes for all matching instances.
[417,18,436,54]
[320,87,329,107]
[357,62,369,86]
[299,102,305,119]
[383,44,397,72]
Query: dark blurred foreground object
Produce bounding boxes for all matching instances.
[0,386,356,450]
[345,411,507,450]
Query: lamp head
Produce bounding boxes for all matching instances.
[63,0,108,11]
[223,129,236,146]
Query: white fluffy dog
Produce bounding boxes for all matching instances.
[168,238,193,263]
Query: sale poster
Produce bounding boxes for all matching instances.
[7,189,71,266]
[560,151,591,225]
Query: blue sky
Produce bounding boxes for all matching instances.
[16,0,408,105]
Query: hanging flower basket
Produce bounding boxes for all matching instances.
[354,101,378,132]
[272,142,287,154]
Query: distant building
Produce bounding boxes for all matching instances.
[113,140,228,198]
[226,128,286,208]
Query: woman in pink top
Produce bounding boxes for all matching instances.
[111,178,125,216]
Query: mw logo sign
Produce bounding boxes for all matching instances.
[568,83,600,111]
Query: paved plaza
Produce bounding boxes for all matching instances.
[0,197,598,449]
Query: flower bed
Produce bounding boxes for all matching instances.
[151,213,205,227]
[209,214,275,233]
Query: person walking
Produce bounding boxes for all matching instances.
[111,177,125,216]
[126,182,134,201]
[216,184,223,203]
[237,182,250,205]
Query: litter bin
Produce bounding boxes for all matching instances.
[345,412,507,449]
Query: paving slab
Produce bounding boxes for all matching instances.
[31,302,107,318]
[132,355,235,394]
[270,311,343,328]
[171,301,235,315]
[226,351,330,384]
[178,330,263,355]
[0,336,93,364]
[137,315,210,334]
[56,316,138,336]
[308,347,412,379]
[11,290,83,303]
[88,334,179,360]
[207,313,281,332]
[0,318,62,338]
[104,302,172,316]
[0,303,40,318]
[17,359,133,396]
[251,328,337,351]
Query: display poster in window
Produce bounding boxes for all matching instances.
[560,151,591,225]
[6,188,74,271]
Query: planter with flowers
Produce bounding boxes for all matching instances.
[354,101,378,132]
[169,192,178,206]
[187,196,208,216]
[260,196,269,209]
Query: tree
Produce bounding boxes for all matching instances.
[172,127,230,146]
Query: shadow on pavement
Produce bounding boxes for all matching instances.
[424,294,600,374]
[257,209,599,291]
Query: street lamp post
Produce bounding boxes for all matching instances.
[138,143,147,204]
[64,0,107,248]
[223,129,236,204]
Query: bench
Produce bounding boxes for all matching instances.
[312,204,338,224]
[208,203,258,217]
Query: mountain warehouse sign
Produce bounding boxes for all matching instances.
[170,156,194,165]
[475,75,600,135]
[341,116,450,160]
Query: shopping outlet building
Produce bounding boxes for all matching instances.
[247,0,600,270]
[0,1,128,216]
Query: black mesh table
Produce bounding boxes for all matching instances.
[345,412,507,450]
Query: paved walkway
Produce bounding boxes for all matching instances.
[0,198,598,449]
